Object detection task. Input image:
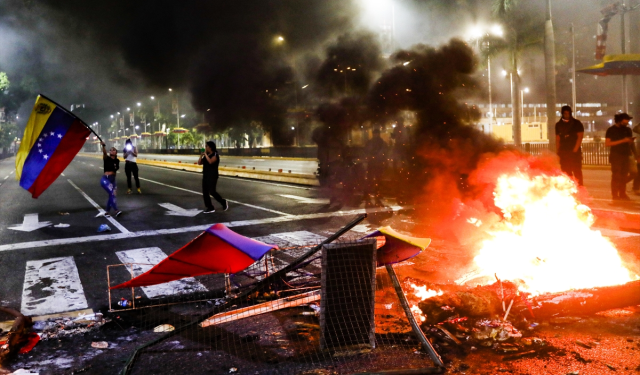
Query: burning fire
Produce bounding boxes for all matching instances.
[407,282,442,322]
[473,171,636,295]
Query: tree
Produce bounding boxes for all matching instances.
[482,0,544,146]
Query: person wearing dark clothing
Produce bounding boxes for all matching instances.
[100,142,122,217]
[605,113,637,201]
[123,139,141,194]
[364,128,387,201]
[633,123,640,195]
[555,106,584,186]
[198,141,228,213]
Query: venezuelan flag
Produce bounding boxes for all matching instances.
[16,95,91,198]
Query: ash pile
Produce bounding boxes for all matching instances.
[32,313,107,341]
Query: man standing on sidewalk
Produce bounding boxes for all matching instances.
[633,122,640,195]
[605,113,636,201]
[555,105,584,186]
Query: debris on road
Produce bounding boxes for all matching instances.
[32,313,108,341]
[90,341,108,349]
[0,306,33,366]
[58,212,70,216]
[97,224,111,232]
[153,324,175,333]
[54,223,70,228]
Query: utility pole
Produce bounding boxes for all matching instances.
[571,23,577,114]
[544,0,558,151]
[621,2,628,113]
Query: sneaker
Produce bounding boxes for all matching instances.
[137,188,142,194]
[115,210,123,217]
[126,189,132,195]
[203,208,215,214]
[222,200,229,211]
[104,213,111,218]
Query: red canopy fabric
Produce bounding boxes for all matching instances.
[110,224,278,289]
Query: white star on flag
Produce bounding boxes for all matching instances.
[43,133,47,137]
[57,134,62,138]
[43,154,48,160]
[50,131,55,136]
[38,149,43,153]
[38,143,41,147]
[39,138,43,142]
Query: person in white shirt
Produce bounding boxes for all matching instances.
[123,139,141,194]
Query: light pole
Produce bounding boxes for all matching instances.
[521,87,529,122]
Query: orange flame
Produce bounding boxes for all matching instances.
[473,171,636,295]
[407,282,443,322]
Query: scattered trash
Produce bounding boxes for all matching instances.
[58,212,70,216]
[117,298,131,308]
[35,314,109,341]
[97,224,111,232]
[54,223,70,228]
[606,364,616,371]
[17,332,40,354]
[91,341,109,349]
[575,340,593,349]
[566,371,580,375]
[153,324,175,333]
[229,367,238,373]
[32,321,47,331]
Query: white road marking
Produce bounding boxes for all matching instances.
[272,231,327,246]
[3,176,7,180]
[8,213,52,232]
[89,164,95,167]
[115,247,207,299]
[68,179,130,233]
[139,177,293,216]
[21,257,88,316]
[9,170,14,175]
[61,173,65,177]
[0,206,401,252]
[277,194,330,204]
[158,203,202,217]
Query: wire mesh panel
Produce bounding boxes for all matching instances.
[320,239,377,350]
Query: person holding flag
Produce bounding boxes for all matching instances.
[15,95,92,198]
[100,142,122,217]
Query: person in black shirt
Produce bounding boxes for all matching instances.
[100,142,122,217]
[363,127,387,203]
[198,141,228,213]
[555,105,584,186]
[605,113,637,201]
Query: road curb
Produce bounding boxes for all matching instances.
[79,153,320,186]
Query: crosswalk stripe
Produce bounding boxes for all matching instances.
[21,257,88,316]
[115,247,207,299]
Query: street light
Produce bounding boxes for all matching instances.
[150,96,155,100]
[110,115,114,119]
[168,88,172,92]
[126,107,130,111]
[137,102,141,107]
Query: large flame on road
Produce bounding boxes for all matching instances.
[473,171,636,295]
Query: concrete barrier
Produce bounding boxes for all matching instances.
[79,153,319,186]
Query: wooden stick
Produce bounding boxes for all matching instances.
[503,299,514,321]
[200,290,320,327]
[386,265,444,368]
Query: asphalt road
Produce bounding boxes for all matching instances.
[0,155,391,320]
[0,155,638,322]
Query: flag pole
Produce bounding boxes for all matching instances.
[37,94,105,144]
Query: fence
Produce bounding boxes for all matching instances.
[520,142,610,166]
[110,216,445,375]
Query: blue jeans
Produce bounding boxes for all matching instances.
[101,174,118,212]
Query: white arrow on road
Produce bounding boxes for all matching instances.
[158,203,202,217]
[9,213,52,232]
[277,194,330,204]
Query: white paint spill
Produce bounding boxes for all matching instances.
[115,247,207,299]
[21,257,88,316]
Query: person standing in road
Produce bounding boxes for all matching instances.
[605,113,637,201]
[199,141,228,213]
[633,122,640,195]
[100,142,122,217]
[555,105,584,186]
[123,139,141,194]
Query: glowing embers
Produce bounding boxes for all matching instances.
[473,171,636,296]
[406,281,442,322]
